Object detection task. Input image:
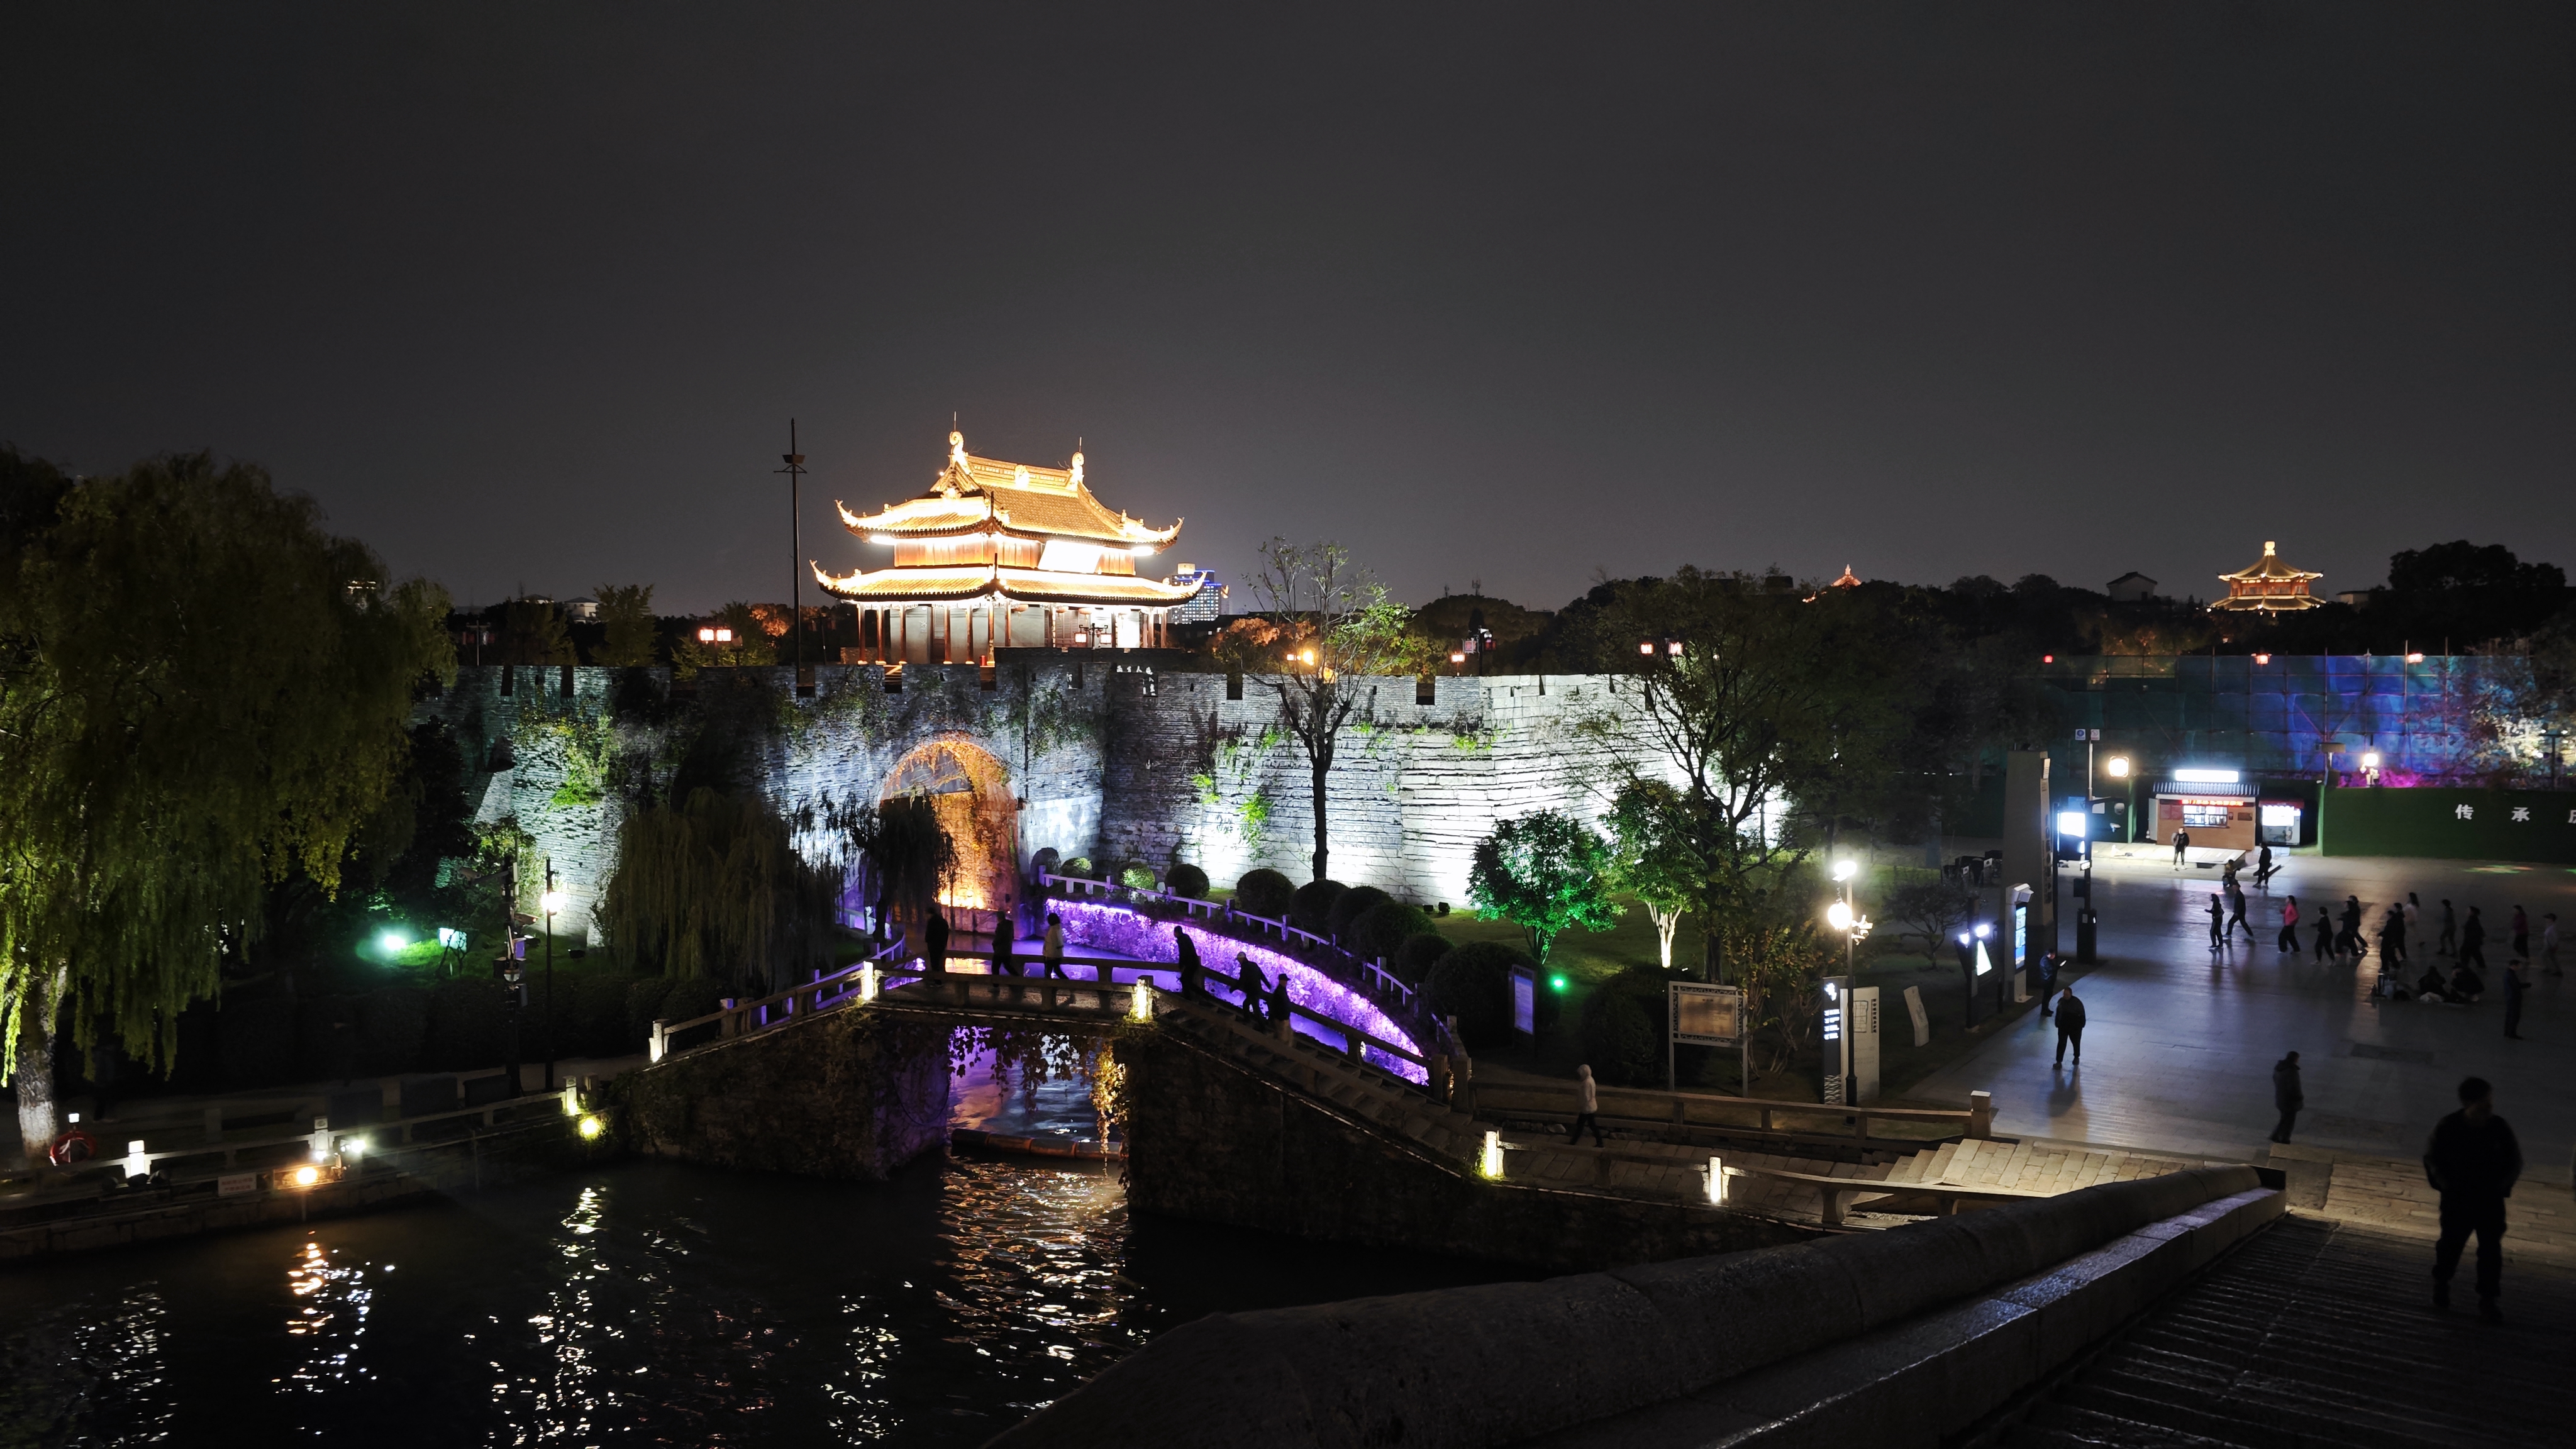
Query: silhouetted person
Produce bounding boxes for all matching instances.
[993,914,1018,976]
[1235,954,1267,1019]
[2206,894,2225,949]
[2414,964,2451,1002]
[2269,1051,2302,1144]
[2424,1077,2521,1321]
[924,909,949,976]
[2447,963,2484,1002]
[2172,829,2190,868]
[2543,913,2562,977]
[2311,908,2333,963]
[2509,904,2529,960]
[2502,960,2528,1040]
[2254,842,2275,890]
[2437,899,2458,956]
[1570,1063,1605,1146]
[2383,904,2408,964]
[2226,882,2256,943]
[1267,974,1291,1033]
[2337,896,2363,958]
[1174,926,1203,999]
[2053,987,2085,1067]
[2277,896,2301,953]
[2460,907,2487,970]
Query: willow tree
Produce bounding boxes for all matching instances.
[598,788,843,991]
[832,794,955,945]
[0,450,454,1161]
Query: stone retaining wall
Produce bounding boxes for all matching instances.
[613,1006,953,1179]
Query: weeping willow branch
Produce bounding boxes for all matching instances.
[598,788,843,989]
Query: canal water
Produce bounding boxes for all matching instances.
[0,1052,1519,1446]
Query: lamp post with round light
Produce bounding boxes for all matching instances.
[540,860,567,1092]
[2104,755,2131,843]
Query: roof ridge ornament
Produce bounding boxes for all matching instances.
[1070,447,1084,488]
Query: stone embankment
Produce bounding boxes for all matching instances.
[613,1004,954,1179]
[991,1166,2280,1448]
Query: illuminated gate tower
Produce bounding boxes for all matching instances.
[816,430,1199,664]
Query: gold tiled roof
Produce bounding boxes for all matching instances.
[835,431,1181,547]
[812,563,1201,607]
[2211,541,2323,612]
[2217,541,2322,584]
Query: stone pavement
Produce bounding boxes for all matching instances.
[1911,847,2576,1184]
[2270,1140,2576,1265]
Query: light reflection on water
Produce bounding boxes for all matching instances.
[0,1148,1511,1445]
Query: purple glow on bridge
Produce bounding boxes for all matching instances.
[1052,901,1427,1084]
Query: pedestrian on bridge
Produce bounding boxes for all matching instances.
[2269,1052,2302,1143]
[2277,896,2301,953]
[1173,927,1203,999]
[1234,954,1268,1019]
[1042,913,1067,978]
[1570,1064,1605,1146]
[924,909,950,976]
[994,911,1019,977]
[2052,987,2085,1067]
[2424,1076,2522,1323]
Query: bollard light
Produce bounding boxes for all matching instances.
[1481,1130,1504,1179]
[577,1115,604,1140]
[125,1140,148,1181]
[1129,979,1155,1022]
[561,1084,581,1116]
[292,1164,321,1188]
[343,1136,366,1160]
[1708,1155,1725,1206]
[858,961,879,1003]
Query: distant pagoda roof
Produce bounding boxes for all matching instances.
[815,430,1199,609]
[2210,541,2324,613]
[1828,565,1863,589]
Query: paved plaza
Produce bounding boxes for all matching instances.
[1914,848,2576,1186]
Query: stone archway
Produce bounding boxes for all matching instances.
[881,736,1019,935]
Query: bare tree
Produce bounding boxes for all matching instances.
[1238,540,1421,882]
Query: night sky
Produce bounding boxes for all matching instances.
[4,4,2568,616]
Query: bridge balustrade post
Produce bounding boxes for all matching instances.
[1969,1090,1995,1140]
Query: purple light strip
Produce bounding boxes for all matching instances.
[1052,901,1426,1083]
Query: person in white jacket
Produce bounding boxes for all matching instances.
[1570,1064,1604,1146]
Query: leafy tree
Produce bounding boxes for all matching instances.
[0,450,453,1161]
[593,582,658,667]
[831,794,955,945]
[1238,540,1424,881]
[2387,541,2565,594]
[1467,811,1621,965]
[1574,567,1914,986]
[1886,874,1975,960]
[598,787,844,992]
[499,597,575,665]
[1606,780,1698,970]
[672,601,778,676]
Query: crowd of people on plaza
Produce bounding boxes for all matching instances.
[2191,847,2558,1034]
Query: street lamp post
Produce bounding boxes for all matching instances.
[777,422,808,692]
[540,859,567,1093]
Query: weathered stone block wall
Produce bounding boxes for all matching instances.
[614,1009,953,1179]
[1099,671,1674,904]
[1118,1026,1807,1274]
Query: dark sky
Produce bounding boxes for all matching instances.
[4,4,2568,615]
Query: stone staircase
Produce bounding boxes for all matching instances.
[1155,1002,2221,1230]
[2004,1214,2576,1448]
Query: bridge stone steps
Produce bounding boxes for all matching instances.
[2002,1214,2576,1449]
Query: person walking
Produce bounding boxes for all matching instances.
[2255,842,2276,891]
[1041,911,1068,978]
[2405,893,2424,954]
[2269,1051,2304,1144]
[2438,899,2458,957]
[2378,907,2406,969]
[2172,828,2190,869]
[1570,1063,1606,1146]
[2424,1077,2523,1322]
[2053,986,2086,1067]
[1235,955,1269,1020]
[2277,896,2301,953]
[1267,974,1291,1033]
[2502,959,2528,1040]
[924,908,950,976]
[2338,896,2364,959]
[2311,902,2333,963]
[992,913,1018,977]
[1173,926,1202,999]
[2542,913,2562,977]
[2226,882,2257,944]
[2509,905,2530,962]
[2460,907,2488,971]
[2206,893,2226,950]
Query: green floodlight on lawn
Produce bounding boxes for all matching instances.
[377,929,408,954]
[1549,974,1568,992]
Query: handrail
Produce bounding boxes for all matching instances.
[1714,1161,2046,1226]
[1196,963,1428,1074]
[15,1087,575,1185]
[1473,1079,1992,1141]
[1032,873,1421,1019]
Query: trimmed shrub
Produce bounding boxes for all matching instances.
[1581,967,1670,1086]
[356,987,430,1078]
[1352,901,1435,962]
[1328,886,1392,940]
[1233,868,1296,919]
[1062,855,1095,879]
[1117,861,1157,891]
[1425,941,1534,1051]
[1290,879,1346,935]
[217,995,297,1088]
[1031,847,1062,878]
[1392,931,1453,986]
[1165,863,1209,899]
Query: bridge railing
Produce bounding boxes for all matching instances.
[1031,872,1423,1026]
[24,1087,579,1189]
[1471,1080,1996,1145]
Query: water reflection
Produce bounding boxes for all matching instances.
[1,1151,1510,1445]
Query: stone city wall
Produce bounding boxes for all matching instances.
[419,661,1672,943]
